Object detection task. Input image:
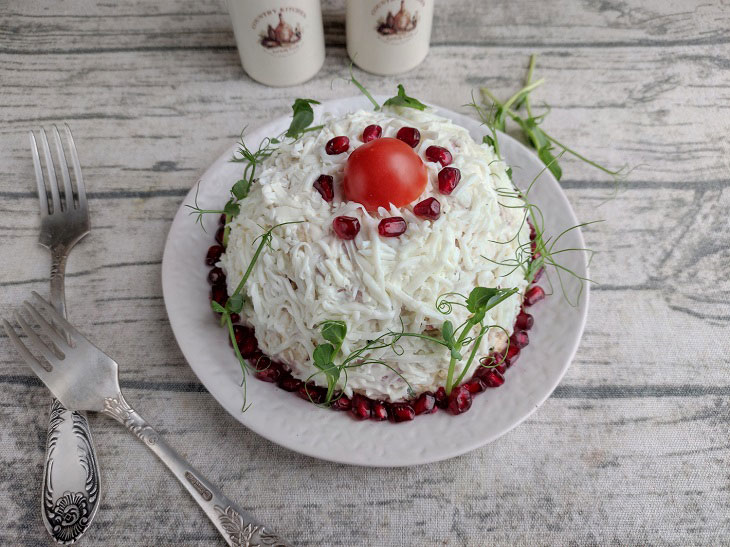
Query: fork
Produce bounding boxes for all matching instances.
[30,126,101,544]
[3,293,290,547]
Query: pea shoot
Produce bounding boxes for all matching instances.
[308,286,518,404]
[211,221,303,410]
[187,96,322,245]
[476,54,627,183]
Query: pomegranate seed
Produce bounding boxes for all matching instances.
[473,361,489,379]
[524,285,546,306]
[219,213,227,226]
[333,216,360,240]
[378,217,407,238]
[482,369,505,388]
[447,385,473,415]
[492,352,509,372]
[434,387,449,409]
[362,124,382,143]
[438,167,461,195]
[211,285,227,306]
[332,394,352,411]
[208,267,226,285]
[298,383,326,404]
[232,324,247,345]
[215,226,225,245]
[313,174,334,202]
[255,361,282,383]
[413,197,441,220]
[234,326,258,358]
[531,240,537,255]
[371,401,389,421]
[466,378,486,394]
[505,345,521,366]
[529,222,536,241]
[246,350,263,365]
[532,267,545,282]
[389,403,415,422]
[205,245,224,266]
[396,127,420,148]
[325,136,349,155]
[250,354,272,372]
[477,354,507,375]
[413,392,436,415]
[278,375,303,392]
[425,146,453,166]
[350,394,372,420]
[515,311,534,331]
[229,313,241,324]
[511,330,529,349]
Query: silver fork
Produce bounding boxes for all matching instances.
[30,126,100,544]
[3,294,290,547]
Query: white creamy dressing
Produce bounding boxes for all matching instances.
[220,106,529,401]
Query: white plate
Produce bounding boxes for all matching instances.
[161,96,589,467]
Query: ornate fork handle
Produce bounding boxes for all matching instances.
[101,393,290,547]
[43,247,101,544]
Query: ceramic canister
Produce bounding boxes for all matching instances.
[346,0,434,76]
[227,0,325,87]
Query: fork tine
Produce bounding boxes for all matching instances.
[29,131,49,216]
[39,128,61,215]
[3,319,52,380]
[30,291,82,339]
[22,301,68,349]
[14,312,64,364]
[64,125,87,212]
[52,125,75,212]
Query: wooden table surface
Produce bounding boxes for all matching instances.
[1,0,729,544]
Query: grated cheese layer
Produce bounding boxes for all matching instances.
[220,107,529,402]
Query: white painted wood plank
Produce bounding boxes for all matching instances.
[0,0,728,544]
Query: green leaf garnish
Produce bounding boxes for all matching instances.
[285,98,322,139]
[226,293,244,314]
[231,179,250,201]
[383,84,427,111]
[466,287,500,313]
[313,343,336,368]
[442,320,455,344]
[223,200,240,218]
[320,320,347,348]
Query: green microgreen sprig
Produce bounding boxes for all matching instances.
[383,84,427,111]
[306,319,418,406]
[438,287,518,393]
[483,155,599,306]
[307,286,518,404]
[477,54,627,183]
[285,99,324,139]
[347,70,428,113]
[211,221,303,410]
[348,65,381,110]
[188,96,322,245]
[185,182,237,231]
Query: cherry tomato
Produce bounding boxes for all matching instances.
[343,137,427,211]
